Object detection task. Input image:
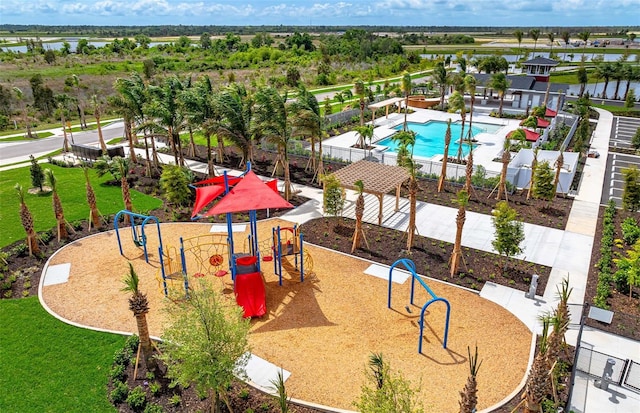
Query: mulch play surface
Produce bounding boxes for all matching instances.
[40,219,531,412]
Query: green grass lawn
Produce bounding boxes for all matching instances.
[0,297,123,412]
[0,164,163,249]
[0,131,55,141]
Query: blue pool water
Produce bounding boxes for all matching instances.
[378,120,501,159]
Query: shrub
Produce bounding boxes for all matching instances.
[621,217,640,245]
[143,403,165,413]
[149,381,161,396]
[113,346,133,367]
[169,394,181,407]
[126,385,147,411]
[109,363,127,382]
[110,380,129,404]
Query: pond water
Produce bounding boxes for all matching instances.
[2,39,167,53]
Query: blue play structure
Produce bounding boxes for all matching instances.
[387,258,451,354]
[272,225,306,286]
[114,210,164,264]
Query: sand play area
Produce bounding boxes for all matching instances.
[40,218,531,412]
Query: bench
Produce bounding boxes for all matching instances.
[71,144,124,163]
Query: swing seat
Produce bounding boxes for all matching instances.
[133,239,144,247]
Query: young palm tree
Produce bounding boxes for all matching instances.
[392,130,418,251]
[121,262,158,375]
[44,169,69,241]
[12,87,34,139]
[254,86,294,200]
[448,91,466,163]
[433,62,449,110]
[354,78,366,127]
[15,183,40,256]
[611,61,624,101]
[354,124,373,153]
[547,32,555,55]
[553,151,564,195]
[459,345,482,413]
[513,29,524,62]
[214,82,255,169]
[622,65,640,102]
[561,31,571,61]
[290,84,323,177]
[351,180,369,253]
[523,320,551,413]
[438,119,453,193]
[578,31,590,61]
[83,166,102,231]
[91,95,109,154]
[110,78,140,164]
[527,147,539,200]
[529,29,541,56]
[450,190,469,276]
[71,74,87,129]
[401,71,412,131]
[181,76,218,175]
[488,73,510,118]
[463,75,478,196]
[496,139,511,201]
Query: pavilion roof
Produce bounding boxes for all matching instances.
[369,97,405,110]
[332,160,410,195]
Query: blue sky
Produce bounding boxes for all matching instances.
[1,0,639,27]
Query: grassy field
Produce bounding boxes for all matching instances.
[0,297,122,412]
[0,164,163,249]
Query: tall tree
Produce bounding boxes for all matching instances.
[547,32,555,55]
[448,91,466,163]
[622,65,640,102]
[523,321,551,413]
[577,65,588,98]
[351,180,369,253]
[393,130,418,251]
[96,156,133,224]
[91,95,109,154]
[29,155,45,192]
[488,73,510,118]
[401,71,412,131]
[529,29,541,55]
[561,31,571,61]
[215,82,255,169]
[182,75,218,175]
[450,190,469,276]
[71,74,87,129]
[533,160,556,207]
[355,124,374,155]
[122,263,159,376]
[437,119,453,193]
[291,84,324,182]
[611,61,624,101]
[45,168,70,241]
[254,86,295,200]
[15,183,40,256]
[13,87,34,139]
[622,166,640,212]
[354,78,366,127]
[513,29,524,62]
[463,75,477,196]
[578,31,590,61]
[433,62,449,110]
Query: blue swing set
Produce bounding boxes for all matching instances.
[114,210,164,264]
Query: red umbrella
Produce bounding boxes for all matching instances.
[204,171,293,216]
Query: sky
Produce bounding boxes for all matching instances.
[1,0,640,28]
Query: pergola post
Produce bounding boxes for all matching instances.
[385,106,389,119]
[378,193,384,226]
[395,184,401,211]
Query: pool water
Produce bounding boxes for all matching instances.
[378,120,500,159]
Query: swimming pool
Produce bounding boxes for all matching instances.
[377,120,501,159]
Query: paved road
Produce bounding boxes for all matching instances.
[0,120,125,165]
[601,116,640,206]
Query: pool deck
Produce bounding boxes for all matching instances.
[323,107,522,174]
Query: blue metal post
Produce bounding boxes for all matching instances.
[158,246,168,296]
[299,233,304,282]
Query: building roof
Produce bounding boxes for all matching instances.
[522,57,559,66]
[471,74,566,94]
[508,128,540,142]
[545,108,558,117]
[531,82,569,93]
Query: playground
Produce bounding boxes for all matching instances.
[40,215,531,412]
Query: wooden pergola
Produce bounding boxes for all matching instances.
[332,160,410,225]
[369,97,404,125]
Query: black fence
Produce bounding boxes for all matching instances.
[71,144,124,162]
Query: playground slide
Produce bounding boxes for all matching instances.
[234,272,266,318]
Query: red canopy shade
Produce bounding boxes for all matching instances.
[545,108,557,117]
[204,171,293,216]
[191,185,225,218]
[266,179,279,193]
[537,118,550,128]
[193,175,241,187]
[507,128,540,142]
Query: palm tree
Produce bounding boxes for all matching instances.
[401,71,412,131]
[561,31,571,61]
[527,147,539,200]
[354,78,366,127]
[488,73,510,118]
[611,61,624,100]
[354,124,374,154]
[15,183,40,256]
[83,165,102,231]
[513,29,524,62]
[110,77,141,164]
[91,95,108,154]
[578,31,590,61]
[448,91,466,163]
[599,62,615,100]
[529,29,541,56]
[254,86,294,200]
[450,189,469,276]
[496,138,511,201]
[122,262,158,375]
[438,119,453,193]
[44,168,69,241]
[55,94,73,153]
[13,87,34,139]
[351,179,368,253]
[182,75,218,175]
[214,82,254,169]
[462,75,478,196]
[71,74,87,129]
[433,62,449,110]
[547,32,555,55]
[144,76,187,166]
[553,151,564,195]
[291,84,323,181]
[623,65,640,102]
[459,346,482,413]
[96,156,133,224]
[523,320,551,413]
[392,130,418,251]
[577,65,588,97]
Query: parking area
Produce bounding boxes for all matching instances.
[601,117,640,206]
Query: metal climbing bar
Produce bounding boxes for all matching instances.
[387,258,451,354]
